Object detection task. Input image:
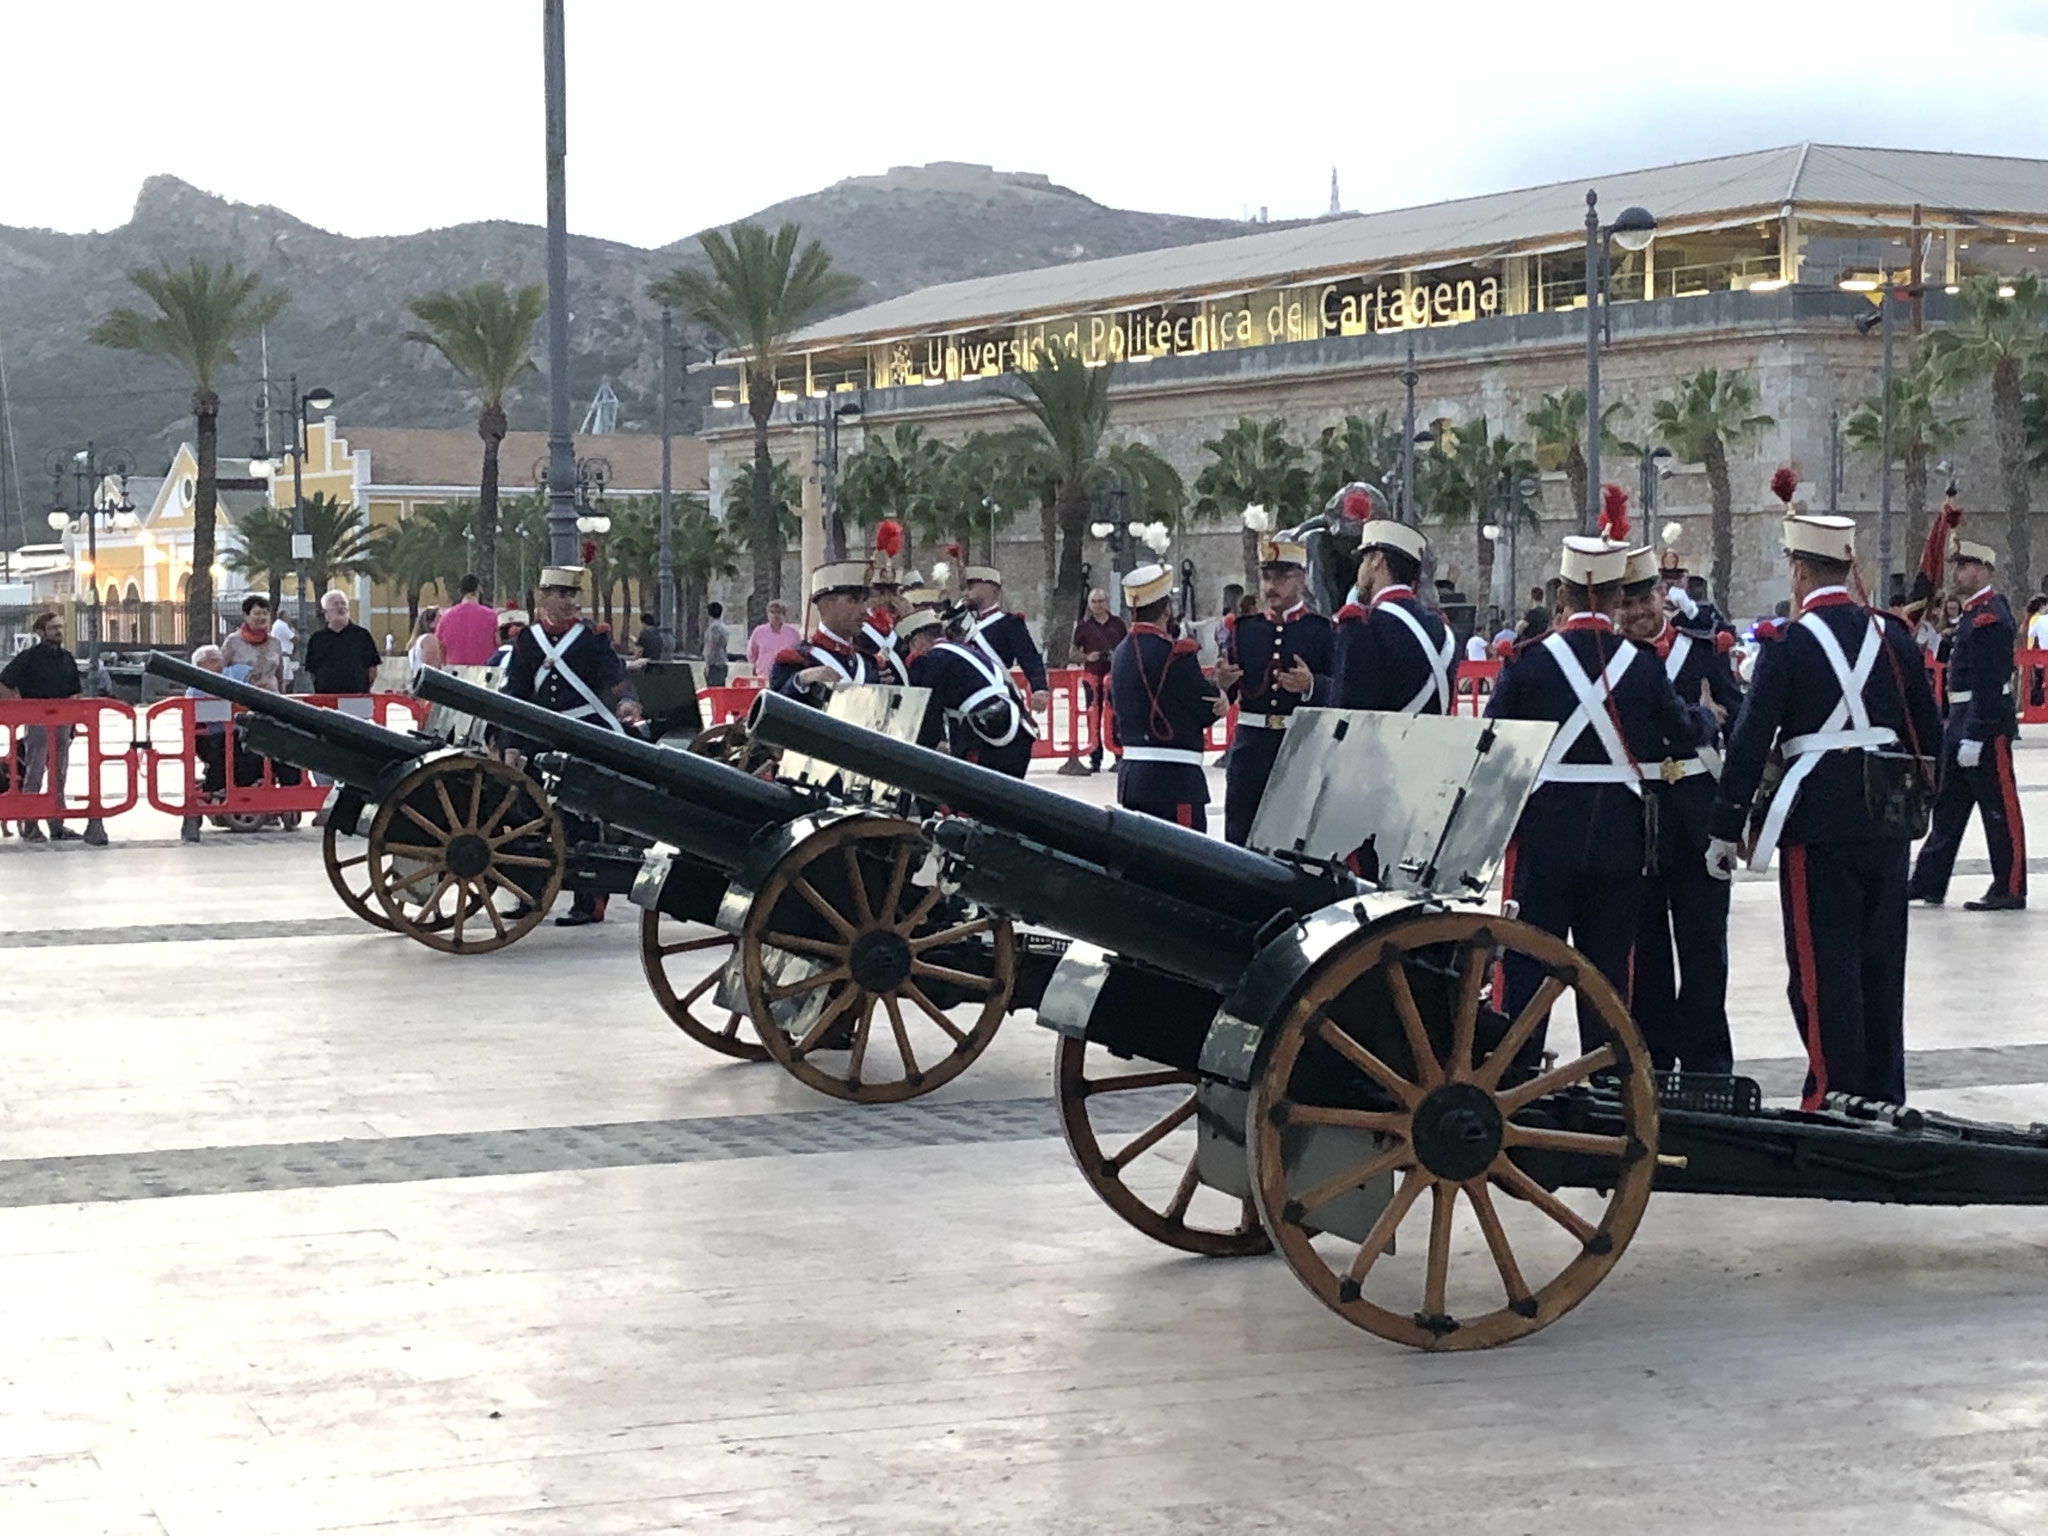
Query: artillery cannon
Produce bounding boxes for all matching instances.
[412,669,1057,1102]
[751,691,2048,1351]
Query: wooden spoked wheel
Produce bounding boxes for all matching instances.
[639,911,768,1062]
[324,817,398,932]
[1247,912,1658,1351]
[365,756,564,955]
[688,720,778,777]
[1055,1036,1270,1257]
[739,817,1013,1103]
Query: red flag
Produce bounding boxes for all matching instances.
[1906,498,1963,616]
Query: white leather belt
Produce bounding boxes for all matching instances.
[1536,763,1643,784]
[1780,726,1897,756]
[1121,745,1206,765]
[1652,757,1713,781]
[1234,713,1294,730]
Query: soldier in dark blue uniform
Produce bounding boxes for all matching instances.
[502,564,631,926]
[1487,536,1712,1053]
[1212,531,1333,845]
[769,562,881,701]
[1707,514,1943,1108]
[1910,536,2028,910]
[961,564,1050,720]
[1109,563,1224,827]
[1331,518,1454,714]
[1618,547,1743,1073]
[912,603,1038,778]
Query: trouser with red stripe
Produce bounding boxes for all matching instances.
[1908,735,2028,901]
[1123,800,1204,830]
[1633,860,1734,1074]
[1779,840,1909,1109]
[1499,838,1644,1057]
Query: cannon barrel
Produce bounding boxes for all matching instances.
[411,666,806,827]
[143,652,425,767]
[748,691,1350,925]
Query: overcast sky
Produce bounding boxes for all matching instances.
[7,1,2048,248]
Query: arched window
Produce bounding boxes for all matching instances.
[123,584,142,644]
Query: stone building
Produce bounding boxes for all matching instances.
[700,143,2048,637]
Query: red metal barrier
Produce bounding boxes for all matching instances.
[142,693,427,820]
[2018,650,2048,724]
[0,699,140,825]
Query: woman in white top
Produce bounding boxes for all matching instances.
[407,606,444,673]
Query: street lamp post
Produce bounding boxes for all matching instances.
[658,307,675,645]
[1398,343,1419,523]
[1582,191,1657,532]
[250,376,336,641]
[541,0,578,567]
[808,396,864,562]
[1855,290,1903,593]
[1637,443,1673,521]
[45,443,137,667]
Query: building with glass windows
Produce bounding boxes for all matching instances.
[702,144,2048,627]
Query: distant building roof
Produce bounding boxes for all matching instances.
[789,142,2048,348]
[345,428,705,494]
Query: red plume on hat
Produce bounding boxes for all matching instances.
[1770,467,1798,507]
[874,519,903,558]
[580,539,597,564]
[1340,487,1372,523]
[945,541,962,560]
[1598,483,1630,542]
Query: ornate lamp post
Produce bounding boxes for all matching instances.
[249,376,337,637]
[46,443,137,665]
[1582,192,1657,532]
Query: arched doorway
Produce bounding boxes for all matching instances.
[123,583,142,645]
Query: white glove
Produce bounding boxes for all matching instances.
[1668,585,1699,621]
[1957,739,1984,770]
[1705,837,1739,882]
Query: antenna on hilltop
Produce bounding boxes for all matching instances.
[1329,166,1341,217]
[580,375,620,435]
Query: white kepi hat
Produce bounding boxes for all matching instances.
[1952,536,1997,568]
[1357,519,1429,563]
[1559,535,1629,587]
[808,560,870,598]
[1782,514,1856,564]
[538,565,587,592]
[1121,562,1174,608]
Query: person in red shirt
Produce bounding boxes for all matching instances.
[434,574,501,666]
[1066,586,1126,774]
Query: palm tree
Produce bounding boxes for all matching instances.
[1844,350,1966,525]
[1414,418,1543,614]
[649,222,863,624]
[373,502,473,628]
[838,423,954,567]
[721,458,803,598]
[2023,367,2048,476]
[1650,368,1776,606]
[672,495,739,653]
[225,504,293,613]
[937,429,1051,598]
[1524,388,1630,528]
[402,280,545,603]
[1090,442,1186,527]
[89,256,287,644]
[295,492,382,597]
[598,495,662,625]
[996,341,1115,664]
[1192,417,1312,589]
[1311,411,1404,505]
[1924,272,2048,591]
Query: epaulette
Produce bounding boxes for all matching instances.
[1220,611,1240,634]
[1756,618,1789,642]
[774,648,811,668]
[1714,630,1736,654]
[866,609,895,635]
[1334,603,1368,624]
[1970,609,2002,629]
[1170,637,1201,659]
[1008,610,1027,623]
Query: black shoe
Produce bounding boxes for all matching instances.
[554,909,603,927]
[48,825,81,841]
[1055,758,1090,777]
[1908,890,1944,906]
[20,825,46,844]
[1963,893,2027,912]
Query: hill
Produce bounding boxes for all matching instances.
[0,164,1268,550]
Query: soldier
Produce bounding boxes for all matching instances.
[961,564,1051,718]
[502,564,631,926]
[1487,536,1711,1052]
[769,562,882,701]
[1707,514,1942,1108]
[1211,531,1334,845]
[913,602,1038,778]
[859,521,912,685]
[1331,519,1454,714]
[1108,563,1226,827]
[1618,547,1743,1074]
[1909,536,2028,910]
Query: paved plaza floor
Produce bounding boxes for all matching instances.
[5,749,2048,1534]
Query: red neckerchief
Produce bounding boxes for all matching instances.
[1801,586,1853,613]
[809,626,856,657]
[1128,623,1180,739]
[1370,584,1415,610]
[237,623,270,647]
[1963,585,1996,613]
[1645,619,1674,660]
[865,605,896,635]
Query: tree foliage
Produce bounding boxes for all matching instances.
[1192,417,1311,589]
[1650,368,1775,607]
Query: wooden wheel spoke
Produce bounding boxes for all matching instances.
[1464,1177,1535,1311]
[791,875,858,940]
[1489,1157,1597,1245]
[466,768,482,828]
[1344,1166,1428,1288]
[478,883,509,941]
[793,983,863,1054]
[1289,1140,1414,1218]
[484,869,533,904]
[1448,940,1488,1080]
[909,916,994,952]
[681,968,722,1009]
[908,958,996,992]
[399,803,451,842]
[659,934,736,959]
[1423,1181,1458,1320]
[842,844,874,926]
[449,881,470,947]
[1501,1124,1629,1159]
[1382,959,1444,1089]
[1474,975,1567,1090]
[416,873,457,921]
[902,982,969,1044]
[1498,1043,1618,1115]
[379,841,442,861]
[884,993,919,1080]
[334,853,368,870]
[879,840,913,926]
[1084,1067,1194,1097]
[489,815,552,846]
[1163,1150,1202,1223]
[847,996,877,1079]
[386,861,449,896]
[433,776,461,832]
[760,930,851,963]
[1280,1104,1410,1135]
[1107,1094,1196,1174]
[491,853,559,870]
[763,965,851,1004]
[1314,1015,1422,1109]
[896,883,945,934]
[720,1012,746,1039]
[477,784,519,838]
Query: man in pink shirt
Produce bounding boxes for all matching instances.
[746,600,799,677]
[435,575,500,666]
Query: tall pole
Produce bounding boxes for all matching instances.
[290,373,309,642]
[657,306,675,644]
[542,0,577,566]
[1877,287,1896,596]
[83,446,100,668]
[1827,408,1842,515]
[1398,343,1418,523]
[1583,190,1602,534]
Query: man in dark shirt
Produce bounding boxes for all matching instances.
[0,611,97,844]
[1518,585,1551,641]
[1067,586,1126,774]
[303,591,382,695]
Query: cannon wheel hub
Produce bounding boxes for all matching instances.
[444,832,492,880]
[1409,1082,1504,1183]
[848,928,914,992]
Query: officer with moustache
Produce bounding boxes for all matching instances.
[1707,513,1942,1107]
[769,562,882,701]
[1618,546,1742,1074]
[1331,519,1455,715]
[960,564,1051,719]
[1910,536,2027,910]
[1487,534,1712,1052]
[1211,529,1333,845]
[1109,563,1227,827]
